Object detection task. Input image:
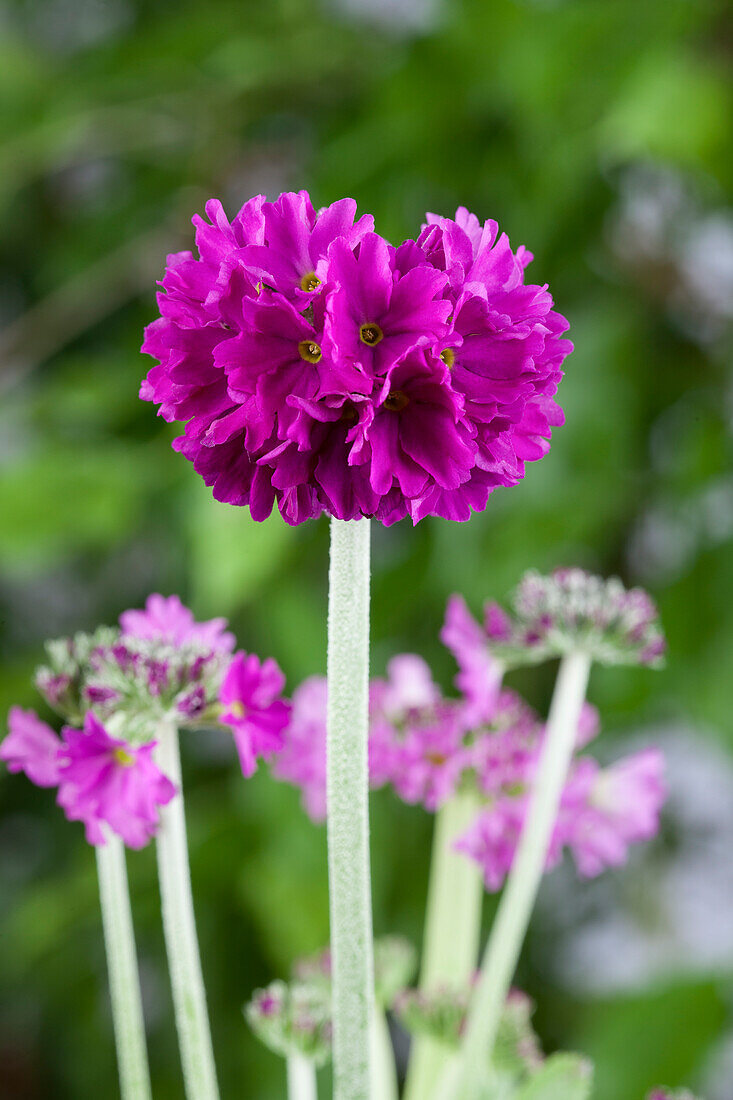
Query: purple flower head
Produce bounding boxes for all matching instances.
[1,707,63,787]
[141,196,571,524]
[245,978,332,1065]
[57,712,176,848]
[120,593,235,654]
[219,651,291,777]
[272,676,328,821]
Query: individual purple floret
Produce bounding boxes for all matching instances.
[120,593,235,653]
[140,193,572,525]
[0,707,63,787]
[219,651,291,777]
[57,712,176,848]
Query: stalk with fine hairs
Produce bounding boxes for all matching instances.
[326,517,374,1100]
[95,832,153,1100]
[155,719,220,1100]
[448,650,592,1100]
[287,1052,318,1100]
[403,788,484,1100]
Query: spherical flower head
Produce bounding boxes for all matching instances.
[140,196,571,525]
[57,712,176,848]
[271,676,328,821]
[120,593,235,654]
[561,748,666,877]
[219,651,290,776]
[510,568,667,667]
[1,707,63,787]
[394,981,542,1076]
[245,979,332,1066]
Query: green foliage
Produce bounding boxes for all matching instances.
[0,0,731,1097]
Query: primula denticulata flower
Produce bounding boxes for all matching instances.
[2,594,290,846]
[140,192,572,525]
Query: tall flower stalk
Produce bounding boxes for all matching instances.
[326,517,374,1100]
[95,834,153,1100]
[286,1052,318,1100]
[155,719,220,1100]
[403,789,484,1100]
[450,650,592,1098]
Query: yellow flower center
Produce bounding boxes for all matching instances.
[359,322,384,346]
[383,389,409,412]
[298,340,322,364]
[440,347,455,369]
[229,701,246,719]
[425,751,447,766]
[300,271,321,293]
[113,747,134,767]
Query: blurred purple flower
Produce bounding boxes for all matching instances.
[120,593,235,653]
[1,707,63,787]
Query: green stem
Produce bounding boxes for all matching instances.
[370,1008,398,1100]
[403,790,484,1100]
[155,720,220,1100]
[326,517,374,1100]
[95,834,153,1100]
[287,1052,318,1100]
[449,651,592,1100]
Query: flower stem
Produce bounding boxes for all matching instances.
[287,1052,318,1100]
[95,834,153,1100]
[449,651,591,1100]
[155,720,220,1100]
[370,1007,398,1100]
[403,790,484,1100]
[326,517,374,1100]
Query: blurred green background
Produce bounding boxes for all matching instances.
[1,0,731,1097]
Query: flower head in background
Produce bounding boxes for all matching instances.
[141,194,572,525]
[647,1091,701,1100]
[394,983,543,1079]
[293,935,417,1009]
[443,569,666,671]
[245,979,332,1066]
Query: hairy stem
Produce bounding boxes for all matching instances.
[287,1052,318,1100]
[326,517,374,1100]
[404,790,484,1100]
[155,721,220,1100]
[95,834,153,1100]
[450,651,591,1099]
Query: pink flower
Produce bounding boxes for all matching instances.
[441,595,504,725]
[1,707,63,787]
[140,195,571,525]
[219,652,291,776]
[562,749,666,877]
[272,677,328,821]
[57,712,176,848]
[120,593,235,653]
[391,710,468,811]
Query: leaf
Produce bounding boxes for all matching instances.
[510,1054,593,1100]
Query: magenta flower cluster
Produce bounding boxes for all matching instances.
[1,595,290,847]
[141,192,572,524]
[271,598,666,891]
